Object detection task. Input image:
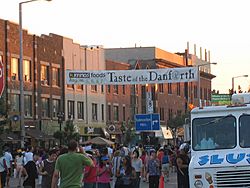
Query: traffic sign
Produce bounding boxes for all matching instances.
[135,113,160,131]
[0,59,4,98]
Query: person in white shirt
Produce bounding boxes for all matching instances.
[131,150,143,188]
[24,146,34,165]
[4,147,13,187]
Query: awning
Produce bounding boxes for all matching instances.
[161,127,173,139]
[0,133,21,142]
[26,129,54,140]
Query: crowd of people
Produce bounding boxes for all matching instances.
[0,141,190,188]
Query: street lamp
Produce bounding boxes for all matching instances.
[232,75,248,94]
[197,62,217,107]
[19,0,52,148]
[57,112,64,146]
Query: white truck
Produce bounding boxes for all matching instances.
[189,93,250,188]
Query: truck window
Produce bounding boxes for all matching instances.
[192,115,236,151]
[239,114,250,148]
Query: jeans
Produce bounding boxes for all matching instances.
[83,182,96,188]
[149,175,160,188]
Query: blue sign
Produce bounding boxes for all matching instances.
[135,113,160,131]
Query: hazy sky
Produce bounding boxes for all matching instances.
[1,0,250,93]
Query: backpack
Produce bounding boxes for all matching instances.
[162,155,169,164]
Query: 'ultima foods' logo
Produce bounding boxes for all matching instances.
[69,72,106,79]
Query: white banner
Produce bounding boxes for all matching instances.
[66,67,198,85]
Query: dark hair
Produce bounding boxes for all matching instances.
[68,140,78,151]
[48,149,57,156]
[124,155,133,175]
[133,150,139,158]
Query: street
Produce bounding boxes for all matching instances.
[9,171,177,188]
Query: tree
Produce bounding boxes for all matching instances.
[53,119,80,145]
[168,113,190,129]
[121,120,136,146]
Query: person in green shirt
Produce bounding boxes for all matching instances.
[51,140,93,188]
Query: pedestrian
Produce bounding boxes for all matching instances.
[115,155,136,188]
[176,143,190,188]
[0,152,8,187]
[23,146,33,165]
[22,152,40,188]
[97,155,112,188]
[14,150,24,187]
[131,150,143,188]
[83,151,97,188]
[161,150,170,182]
[40,149,57,188]
[148,149,161,188]
[51,140,93,188]
[111,150,122,188]
[4,147,13,187]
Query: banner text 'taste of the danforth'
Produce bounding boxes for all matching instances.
[66,67,198,85]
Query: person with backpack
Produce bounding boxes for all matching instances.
[161,150,170,182]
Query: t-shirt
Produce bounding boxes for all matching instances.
[55,152,92,188]
[131,158,143,172]
[23,161,38,188]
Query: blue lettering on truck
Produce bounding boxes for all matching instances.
[198,153,250,166]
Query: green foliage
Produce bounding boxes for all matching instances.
[123,121,136,146]
[168,113,190,129]
[53,119,80,145]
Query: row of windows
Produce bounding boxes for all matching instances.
[159,108,182,121]
[10,57,61,87]
[10,94,105,121]
[67,101,105,121]
[107,105,126,122]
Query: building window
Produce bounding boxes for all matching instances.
[67,84,74,89]
[204,88,208,100]
[41,98,50,118]
[160,108,165,120]
[113,85,118,94]
[52,99,60,118]
[92,103,98,121]
[159,84,164,93]
[101,85,104,93]
[194,85,198,98]
[23,60,31,82]
[91,85,97,92]
[11,94,20,112]
[77,102,84,120]
[108,105,111,121]
[107,85,111,93]
[200,87,203,99]
[68,100,75,119]
[177,110,182,116]
[114,105,119,121]
[41,65,49,85]
[168,109,173,121]
[101,104,104,121]
[141,86,146,99]
[168,83,172,94]
[11,57,19,81]
[122,85,126,95]
[24,95,32,117]
[76,85,84,90]
[177,83,181,96]
[123,106,126,121]
[52,67,60,87]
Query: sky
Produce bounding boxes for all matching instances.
[1,0,250,93]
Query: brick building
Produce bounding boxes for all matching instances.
[105,60,131,142]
